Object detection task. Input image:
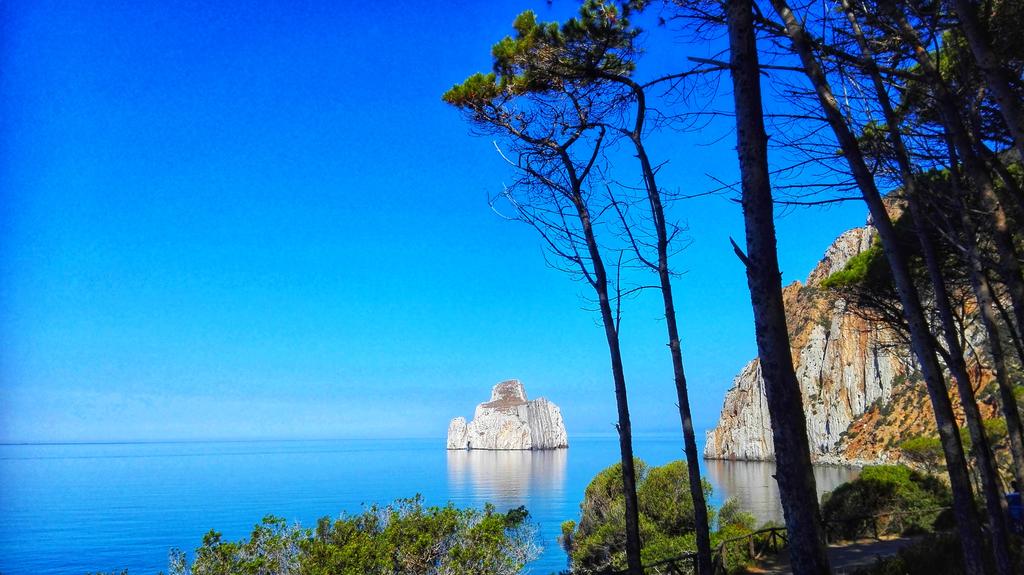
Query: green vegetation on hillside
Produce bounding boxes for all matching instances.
[560,459,756,573]
[820,242,888,291]
[159,496,538,575]
[821,465,952,540]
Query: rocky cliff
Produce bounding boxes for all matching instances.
[447,380,569,450]
[705,223,913,464]
[703,218,1001,464]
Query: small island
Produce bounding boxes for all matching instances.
[447,379,568,450]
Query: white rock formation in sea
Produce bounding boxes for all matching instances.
[446,380,569,450]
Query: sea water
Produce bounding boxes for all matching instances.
[0,436,858,574]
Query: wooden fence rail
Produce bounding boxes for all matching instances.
[601,507,951,575]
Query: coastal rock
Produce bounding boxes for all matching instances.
[447,380,568,450]
[704,215,1000,465]
[447,417,469,450]
[704,224,911,463]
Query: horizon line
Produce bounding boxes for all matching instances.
[0,430,694,447]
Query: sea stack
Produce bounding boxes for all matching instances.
[447,379,568,450]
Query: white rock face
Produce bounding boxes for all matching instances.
[447,380,569,450]
[805,226,876,286]
[703,359,776,461]
[704,224,910,462]
[447,417,469,450]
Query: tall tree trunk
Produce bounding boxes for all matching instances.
[942,135,1024,488]
[594,291,643,575]
[893,1,1024,364]
[768,2,986,572]
[594,67,714,574]
[601,74,713,572]
[726,2,831,574]
[948,0,1024,159]
[892,4,1024,475]
[992,286,1024,364]
[972,119,1024,221]
[838,3,1013,569]
[634,136,713,575]
[571,175,644,575]
[962,215,1024,490]
[914,202,1014,570]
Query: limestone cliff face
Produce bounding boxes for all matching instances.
[447,380,569,450]
[704,225,914,463]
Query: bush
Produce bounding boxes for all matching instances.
[822,465,951,540]
[820,241,887,290]
[562,459,751,574]
[899,436,944,474]
[717,498,756,531]
[852,533,964,575]
[165,496,539,575]
[638,460,714,537]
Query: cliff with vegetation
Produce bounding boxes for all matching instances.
[704,219,996,464]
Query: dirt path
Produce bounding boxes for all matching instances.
[745,536,922,574]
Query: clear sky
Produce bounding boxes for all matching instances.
[0,0,867,443]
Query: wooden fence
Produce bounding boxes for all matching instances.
[604,526,787,575]
[822,506,949,543]
[601,507,950,575]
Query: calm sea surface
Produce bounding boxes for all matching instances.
[0,435,858,575]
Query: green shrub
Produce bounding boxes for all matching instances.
[822,465,950,540]
[852,533,964,575]
[638,460,714,537]
[821,242,887,290]
[164,496,538,575]
[899,436,944,474]
[562,459,751,574]
[717,498,756,531]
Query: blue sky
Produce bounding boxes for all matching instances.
[0,0,867,442]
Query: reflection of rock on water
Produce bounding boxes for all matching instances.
[447,449,567,508]
[704,459,859,524]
